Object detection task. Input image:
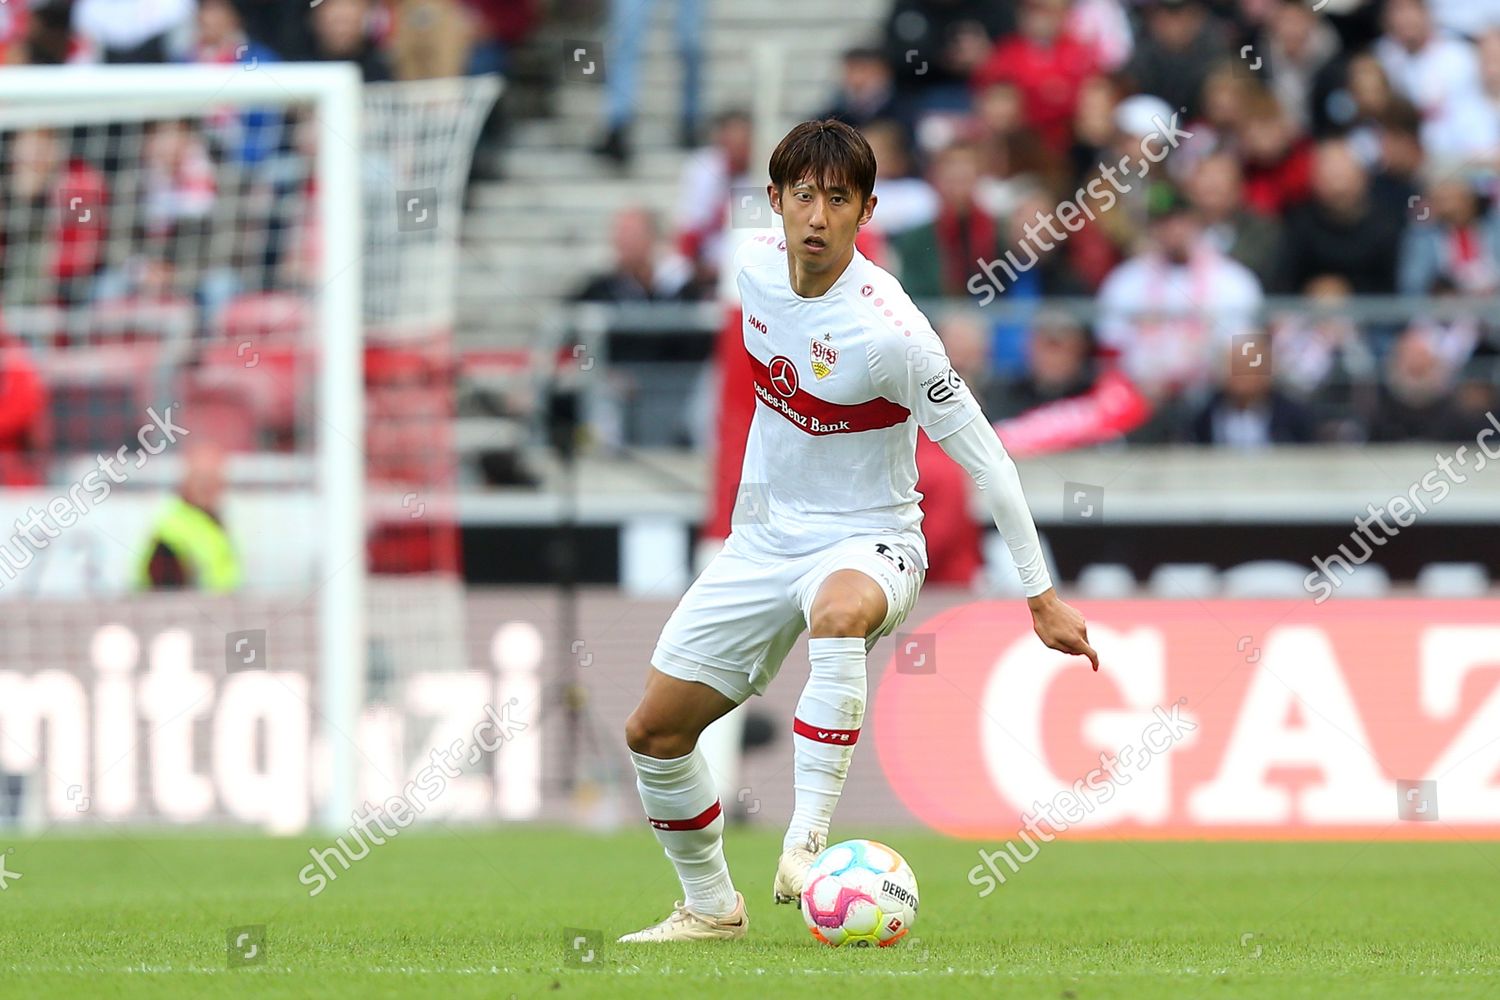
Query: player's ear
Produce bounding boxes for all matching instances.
[858,193,877,229]
[768,183,783,217]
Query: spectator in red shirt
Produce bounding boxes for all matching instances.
[1,127,108,308]
[0,1,25,65]
[464,0,538,76]
[972,0,1097,154]
[1236,90,1314,216]
[0,334,47,486]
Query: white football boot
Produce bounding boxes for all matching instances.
[617,892,748,942]
[772,830,826,905]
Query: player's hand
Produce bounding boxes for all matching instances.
[1026,589,1099,671]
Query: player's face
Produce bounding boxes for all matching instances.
[770,177,875,273]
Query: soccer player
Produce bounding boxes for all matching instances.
[618,119,1097,942]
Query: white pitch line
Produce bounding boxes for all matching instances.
[1,965,981,977]
[5,964,1497,978]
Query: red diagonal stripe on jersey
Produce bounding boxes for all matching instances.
[794,717,862,745]
[648,799,722,831]
[746,348,909,435]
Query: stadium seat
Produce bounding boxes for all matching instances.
[202,292,313,445]
[195,338,303,446]
[363,340,460,574]
[1221,561,1312,598]
[176,380,259,452]
[364,342,455,485]
[1148,563,1221,599]
[1326,564,1392,598]
[1415,562,1491,598]
[216,291,310,340]
[92,297,195,349]
[44,380,138,455]
[366,382,453,483]
[1075,563,1137,599]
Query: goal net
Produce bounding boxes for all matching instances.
[0,65,499,832]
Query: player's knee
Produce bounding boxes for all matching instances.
[808,598,875,638]
[624,710,693,758]
[623,711,653,753]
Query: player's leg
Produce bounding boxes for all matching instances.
[775,540,923,904]
[620,542,804,940]
[622,668,742,923]
[772,569,884,903]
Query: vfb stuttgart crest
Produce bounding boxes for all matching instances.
[810,337,839,380]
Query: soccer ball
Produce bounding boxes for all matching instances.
[800,839,919,947]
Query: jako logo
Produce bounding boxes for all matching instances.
[748,314,768,334]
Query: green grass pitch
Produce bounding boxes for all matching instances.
[0,827,1496,998]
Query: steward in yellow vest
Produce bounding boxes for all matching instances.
[138,445,241,592]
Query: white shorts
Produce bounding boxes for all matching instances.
[652,533,926,703]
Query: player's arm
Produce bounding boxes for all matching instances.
[934,416,1098,671]
[868,315,1099,670]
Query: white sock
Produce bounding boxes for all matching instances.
[630,747,738,918]
[785,636,866,853]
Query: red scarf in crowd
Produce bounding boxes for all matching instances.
[934,202,997,296]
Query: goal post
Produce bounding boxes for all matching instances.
[0,65,498,832]
[2,63,365,830]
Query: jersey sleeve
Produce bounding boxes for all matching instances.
[935,414,1054,596]
[866,304,983,442]
[721,228,786,302]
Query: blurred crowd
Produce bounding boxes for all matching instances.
[0,0,539,486]
[0,0,539,316]
[0,0,536,79]
[583,0,1500,447]
[4,0,1500,478]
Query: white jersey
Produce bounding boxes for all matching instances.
[728,231,981,567]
